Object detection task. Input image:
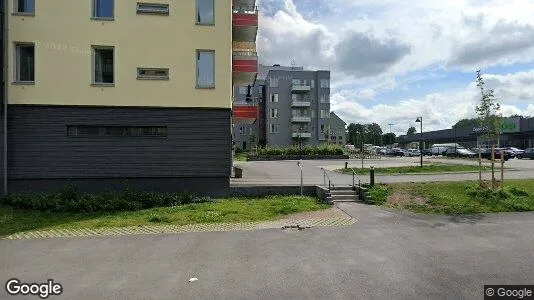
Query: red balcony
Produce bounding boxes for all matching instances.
[233,5,258,42]
[233,103,258,125]
[233,49,258,85]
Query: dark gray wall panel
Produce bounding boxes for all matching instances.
[7,105,232,180]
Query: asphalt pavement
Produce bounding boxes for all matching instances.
[231,156,534,186]
[2,203,533,299]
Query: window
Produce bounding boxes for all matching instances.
[270,93,278,102]
[15,43,35,83]
[196,0,214,25]
[320,79,330,88]
[320,125,325,133]
[92,46,114,84]
[239,126,245,135]
[292,94,297,101]
[15,0,35,14]
[320,110,329,118]
[93,0,114,19]
[269,78,278,88]
[196,50,214,88]
[238,86,248,95]
[137,3,169,15]
[137,68,169,80]
[270,124,279,134]
[67,126,167,137]
[320,94,325,103]
[270,108,279,119]
[249,128,253,135]
[311,80,315,88]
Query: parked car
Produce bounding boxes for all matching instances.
[505,147,525,156]
[377,148,387,155]
[422,149,432,156]
[431,146,450,156]
[445,147,476,158]
[392,148,405,157]
[516,148,534,159]
[406,149,421,157]
[476,148,512,161]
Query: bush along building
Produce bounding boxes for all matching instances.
[2,0,258,196]
[398,117,534,149]
[233,64,332,149]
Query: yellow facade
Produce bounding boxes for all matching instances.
[8,0,232,108]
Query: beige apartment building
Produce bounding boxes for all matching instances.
[1,0,258,195]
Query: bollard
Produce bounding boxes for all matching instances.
[345,161,348,169]
[370,166,375,187]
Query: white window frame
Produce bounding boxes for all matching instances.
[320,94,325,103]
[196,0,215,25]
[311,80,315,88]
[92,0,114,20]
[196,50,215,88]
[14,0,35,15]
[14,42,35,83]
[92,45,115,85]
[270,124,279,134]
[137,68,169,80]
[270,93,279,102]
[270,108,279,119]
[239,126,246,135]
[137,2,169,15]
[269,78,279,88]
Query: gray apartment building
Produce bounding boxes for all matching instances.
[233,64,331,149]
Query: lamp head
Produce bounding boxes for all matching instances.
[415,117,422,123]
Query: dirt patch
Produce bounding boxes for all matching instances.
[387,191,428,208]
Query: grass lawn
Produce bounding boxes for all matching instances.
[234,152,248,162]
[0,196,329,237]
[368,179,534,214]
[337,163,491,175]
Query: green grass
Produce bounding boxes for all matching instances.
[375,180,534,214]
[234,152,248,162]
[0,196,329,237]
[337,163,490,175]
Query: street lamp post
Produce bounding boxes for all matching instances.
[415,117,423,168]
[298,126,303,160]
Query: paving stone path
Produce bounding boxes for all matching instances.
[3,207,356,240]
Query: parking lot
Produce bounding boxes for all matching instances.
[231,156,534,186]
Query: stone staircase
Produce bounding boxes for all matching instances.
[327,186,361,203]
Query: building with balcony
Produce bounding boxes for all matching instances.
[233,64,331,149]
[1,0,235,196]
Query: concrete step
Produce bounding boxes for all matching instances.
[330,186,354,191]
[333,199,359,203]
[330,190,357,195]
[331,194,358,201]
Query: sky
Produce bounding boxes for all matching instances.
[256,0,534,136]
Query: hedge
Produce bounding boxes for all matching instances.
[2,183,212,213]
[252,145,344,156]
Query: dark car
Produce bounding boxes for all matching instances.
[422,149,432,156]
[477,148,512,161]
[517,148,534,159]
[392,148,405,157]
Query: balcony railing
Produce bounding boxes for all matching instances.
[234,96,260,105]
[292,132,312,138]
[291,116,311,123]
[291,101,311,107]
[291,82,311,93]
[233,6,258,15]
[233,49,258,58]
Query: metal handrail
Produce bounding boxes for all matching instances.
[320,168,334,190]
[347,167,363,199]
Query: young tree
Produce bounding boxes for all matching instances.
[475,70,503,188]
[407,126,417,135]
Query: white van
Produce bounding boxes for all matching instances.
[430,143,461,156]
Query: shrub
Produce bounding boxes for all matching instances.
[367,184,392,205]
[3,183,213,213]
[252,145,344,156]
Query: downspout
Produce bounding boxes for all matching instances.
[3,0,8,196]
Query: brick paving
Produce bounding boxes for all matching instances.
[3,207,356,240]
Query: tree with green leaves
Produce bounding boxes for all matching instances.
[382,132,396,145]
[366,123,383,145]
[407,126,416,135]
[475,70,503,188]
